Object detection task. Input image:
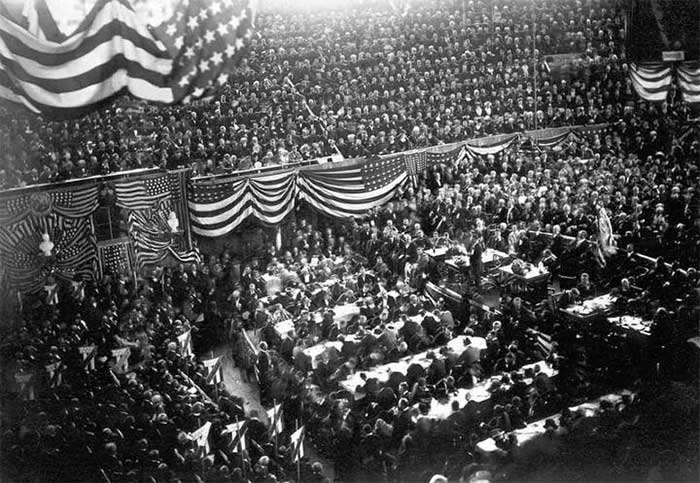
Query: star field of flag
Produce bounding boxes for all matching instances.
[99,242,132,274]
[361,156,407,191]
[0,214,97,292]
[0,186,98,221]
[190,178,246,204]
[403,152,427,177]
[115,175,173,211]
[426,145,466,166]
[154,0,255,101]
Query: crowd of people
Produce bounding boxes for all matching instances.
[0,0,633,188]
[1,0,700,481]
[1,116,699,480]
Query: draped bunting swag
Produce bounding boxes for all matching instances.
[0,124,613,293]
[188,128,588,237]
[630,62,700,104]
[0,185,99,292]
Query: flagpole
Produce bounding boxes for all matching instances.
[273,399,279,457]
[236,414,246,482]
[295,419,301,483]
[210,351,219,402]
[532,0,538,130]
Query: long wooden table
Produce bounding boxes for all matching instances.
[476,390,636,457]
[417,360,558,420]
[340,336,487,392]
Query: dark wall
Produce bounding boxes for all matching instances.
[626,0,700,62]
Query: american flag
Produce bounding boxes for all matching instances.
[153,0,256,102]
[0,214,97,292]
[403,152,427,186]
[298,157,408,219]
[0,0,66,42]
[266,403,284,437]
[0,0,255,118]
[128,199,200,269]
[78,344,98,371]
[289,426,305,462]
[426,145,468,167]
[362,156,407,191]
[98,241,133,275]
[111,347,131,373]
[203,356,224,385]
[225,421,247,454]
[0,185,99,224]
[115,175,172,211]
[115,173,199,270]
[177,329,193,357]
[45,361,63,387]
[189,171,297,237]
[189,422,213,454]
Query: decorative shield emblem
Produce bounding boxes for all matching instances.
[29,192,53,217]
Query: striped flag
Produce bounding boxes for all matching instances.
[403,152,426,187]
[115,176,172,211]
[111,347,130,373]
[188,170,297,238]
[289,426,305,462]
[0,185,99,225]
[202,356,223,385]
[0,214,97,292]
[45,361,63,387]
[150,0,256,102]
[426,145,467,167]
[465,134,519,156]
[0,0,255,118]
[189,421,212,454]
[298,157,408,219]
[0,0,66,43]
[678,62,700,105]
[14,371,35,401]
[98,241,134,276]
[225,421,247,454]
[266,403,284,437]
[116,174,200,270]
[79,344,97,371]
[177,329,193,358]
[629,63,672,102]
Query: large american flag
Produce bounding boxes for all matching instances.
[98,240,134,276]
[0,0,255,118]
[403,152,427,186]
[0,185,99,224]
[297,156,408,219]
[426,145,468,167]
[189,157,408,237]
[0,214,98,292]
[189,170,297,237]
[114,176,172,211]
[115,173,200,269]
[0,184,99,292]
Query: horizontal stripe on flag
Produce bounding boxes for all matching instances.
[0,0,167,57]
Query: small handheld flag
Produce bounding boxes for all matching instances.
[177,329,193,358]
[266,403,284,437]
[111,347,131,373]
[79,345,97,371]
[188,421,212,454]
[225,421,247,454]
[203,356,223,385]
[290,426,305,462]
